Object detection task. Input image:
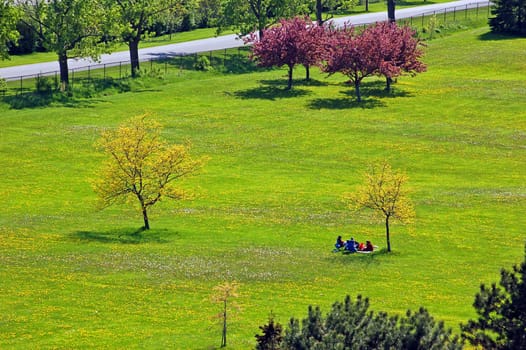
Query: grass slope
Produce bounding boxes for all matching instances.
[1,26,525,349]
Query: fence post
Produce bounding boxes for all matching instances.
[150,59,153,70]
[453,7,456,21]
[465,4,468,19]
[422,13,425,27]
[119,62,122,79]
[19,76,22,94]
[165,61,167,74]
[103,64,106,80]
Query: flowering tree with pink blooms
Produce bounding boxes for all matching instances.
[323,21,426,101]
[248,17,326,90]
[364,22,427,91]
[322,25,379,102]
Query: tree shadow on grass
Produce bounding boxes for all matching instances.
[328,247,393,267]
[234,82,311,100]
[309,95,384,110]
[71,227,173,244]
[2,91,99,109]
[362,80,413,99]
[478,31,524,41]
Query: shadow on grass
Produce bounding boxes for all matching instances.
[309,96,384,110]
[2,91,100,109]
[478,31,524,41]
[329,247,394,266]
[234,83,311,100]
[71,227,173,244]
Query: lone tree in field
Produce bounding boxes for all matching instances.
[210,281,241,348]
[93,115,203,230]
[461,243,526,349]
[345,162,415,252]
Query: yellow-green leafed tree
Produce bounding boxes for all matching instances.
[345,162,415,252]
[210,281,241,348]
[93,114,203,230]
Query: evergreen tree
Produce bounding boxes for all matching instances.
[461,244,526,349]
[280,295,462,349]
[489,0,526,35]
[255,315,284,350]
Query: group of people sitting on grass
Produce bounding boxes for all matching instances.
[334,236,374,253]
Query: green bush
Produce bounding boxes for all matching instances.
[194,55,213,71]
[35,76,54,94]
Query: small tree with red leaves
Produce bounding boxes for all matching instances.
[248,17,326,90]
[364,22,427,91]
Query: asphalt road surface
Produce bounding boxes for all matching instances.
[0,0,490,80]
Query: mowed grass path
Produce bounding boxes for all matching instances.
[1,27,525,348]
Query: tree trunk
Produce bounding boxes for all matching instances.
[386,215,391,252]
[365,0,369,12]
[316,0,323,24]
[385,76,393,91]
[221,300,227,347]
[354,80,361,102]
[129,38,140,77]
[58,52,69,91]
[287,64,293,90]
[304,64,310,81]
[141,204,150,230]
[387,0,396,22]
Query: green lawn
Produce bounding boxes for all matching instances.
[1,26,525,349]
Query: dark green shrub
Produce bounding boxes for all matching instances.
[461,244,526,349]
[35,76,54,94]
[194,55,213,71]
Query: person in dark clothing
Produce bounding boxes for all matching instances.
[345,238,358,253]
[335,235,345,249]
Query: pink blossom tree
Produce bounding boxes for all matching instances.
[322,21,427,101]
[322,24,380,102]
[248,16,326,90]
[364,22,427,91]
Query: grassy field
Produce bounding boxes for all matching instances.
[1,25,525,349]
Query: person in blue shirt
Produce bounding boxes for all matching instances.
[345,237,358,253]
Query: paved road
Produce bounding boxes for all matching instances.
[0,0,490,80]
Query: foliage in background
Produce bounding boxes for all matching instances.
[93,114,204,230]
[108,0,184,77]
[217,0,308,39]
[345,162,415,252]
[281,295,462,349]
[0,0,19,60]
[489,0,526,35]
[461,244,526,349]
[18,0,111,90]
